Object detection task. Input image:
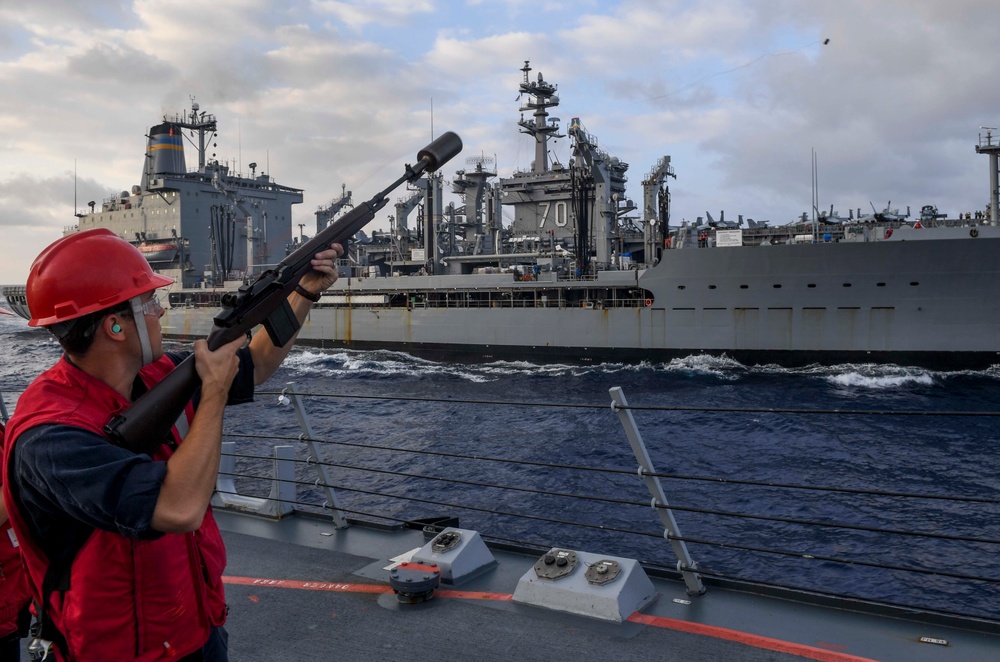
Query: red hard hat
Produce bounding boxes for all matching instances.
[26,228,174,327]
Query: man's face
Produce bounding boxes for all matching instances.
[129,291,165,362]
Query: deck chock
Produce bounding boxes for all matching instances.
[512,548,657,623]
[410,527,497,586]
[389,562,441,604]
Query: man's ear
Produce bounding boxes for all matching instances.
[103,315,126,338]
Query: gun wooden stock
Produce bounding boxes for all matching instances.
[105,132,462,453]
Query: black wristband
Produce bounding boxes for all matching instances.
[294,285,322,302]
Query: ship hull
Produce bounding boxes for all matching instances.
[158,228,1000,369]
[160,315,1000,369]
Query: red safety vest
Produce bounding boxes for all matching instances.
[2,356,228,660]
[0,425,30,640]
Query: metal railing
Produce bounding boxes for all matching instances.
[2,385,998,624]
[205,384,1000,623]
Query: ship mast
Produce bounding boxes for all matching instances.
[164,97,218,171]
[976,127,1000,225]
[517,61,564,173]
[642,156,675,262]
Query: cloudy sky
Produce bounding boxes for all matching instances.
[1,0,997,284]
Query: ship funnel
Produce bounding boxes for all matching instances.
[143,122,187,185]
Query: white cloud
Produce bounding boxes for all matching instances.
[312,0,435,30]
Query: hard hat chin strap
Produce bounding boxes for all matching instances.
[128,296,154,366]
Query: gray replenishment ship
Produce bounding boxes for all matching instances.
[5,61,1000,368]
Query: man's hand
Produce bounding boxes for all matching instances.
[296,243,344,297]
[193,336,243,401]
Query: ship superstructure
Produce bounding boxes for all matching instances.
[73,100,303,288]
[332,62,658,280]
[499,62,641,272]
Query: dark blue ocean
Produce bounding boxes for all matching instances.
[1,311,998,621]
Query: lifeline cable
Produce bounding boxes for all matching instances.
[256,388,1000,417]
[224,429,1000,505]
[224,452,1000,545]
[214,477,1000,584]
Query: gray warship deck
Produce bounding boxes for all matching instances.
[214,510,998,662]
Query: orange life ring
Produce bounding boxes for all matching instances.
[644,298,652,307]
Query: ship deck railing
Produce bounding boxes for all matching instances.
[410,295,645,310]
[731,217,983,241]
[158,384,1000,632]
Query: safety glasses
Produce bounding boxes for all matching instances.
[137,293,163,316]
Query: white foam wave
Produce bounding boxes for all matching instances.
[747,361,941,389]
[475,360,600,377]
[827,371,935,389]
[749,360,996,386]
[964,364,1000,380]
[656,354,746,378]
[277,348,999,386]
[282,349,492,382]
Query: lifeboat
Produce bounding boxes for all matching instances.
[138,242,179,263]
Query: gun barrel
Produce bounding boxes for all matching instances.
[418,132,463,173]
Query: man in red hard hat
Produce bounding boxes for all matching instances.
[2,228,342,661]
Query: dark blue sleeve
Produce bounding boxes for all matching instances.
[13,424,167,540]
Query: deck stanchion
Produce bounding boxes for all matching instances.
[214,443,296,517]
[283,382,349,528]
[610,386,705,595]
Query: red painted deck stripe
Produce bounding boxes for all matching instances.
[223,575,393,594]
[224,576,875,661]
[626,612,878,662]
[435,589,513,601]
[224,575,513,601]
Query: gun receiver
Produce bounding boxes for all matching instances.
[105,132,463,453]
